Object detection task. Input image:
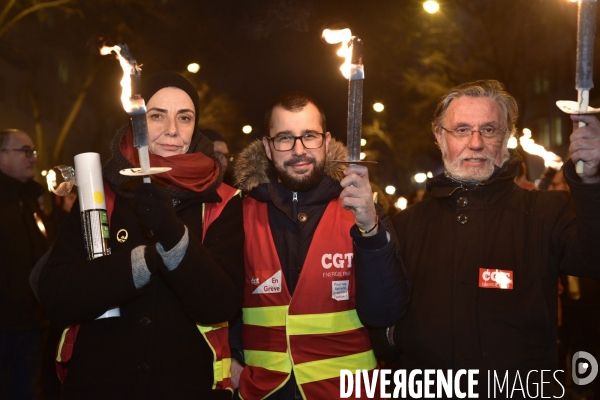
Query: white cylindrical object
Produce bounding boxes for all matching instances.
[73,152,120,319]
[74,153,107,212]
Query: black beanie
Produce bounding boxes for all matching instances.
[200,129,225,143]
[141,71,200,127]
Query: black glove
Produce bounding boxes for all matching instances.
[134,183,185,251]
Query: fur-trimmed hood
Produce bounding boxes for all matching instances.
[233,138,348,193]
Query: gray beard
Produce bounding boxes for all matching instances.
[439,133,510,184]
[443,155,496,183]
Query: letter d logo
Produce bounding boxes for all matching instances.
[573,351,598,385]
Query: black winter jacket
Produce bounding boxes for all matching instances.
[0,171,49,331]
[379,152,600,395]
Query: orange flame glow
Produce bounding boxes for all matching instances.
[322,28,353,79]
[519,128,563,169]
[100,45,145,113]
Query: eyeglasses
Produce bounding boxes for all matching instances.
[1,147,37,158]
[265,132,325,152]
[440,126,505,142]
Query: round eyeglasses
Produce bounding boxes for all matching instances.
[440,126,505,142]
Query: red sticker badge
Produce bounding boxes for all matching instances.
[479,268,513,289]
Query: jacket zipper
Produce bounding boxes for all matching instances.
[292,192,298,221]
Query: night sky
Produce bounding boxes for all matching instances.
[1,0,596,193]
[145,0,417,141]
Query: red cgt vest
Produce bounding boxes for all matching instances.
[56,183,240,393]
[239,197,378,400]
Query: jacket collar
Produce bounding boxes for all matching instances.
[233,138,348,193]
[234,139,347,221]
[251,175,342,204]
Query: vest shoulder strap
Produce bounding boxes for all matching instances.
[202,184,240,242]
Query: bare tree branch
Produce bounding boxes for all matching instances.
[0,0,73,39]
[0,0,17,27]
[52,69,96,165]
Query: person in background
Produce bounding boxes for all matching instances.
[0,129,50,400]
[514,160,537,190]
[201,129,233,185]
[547,168,569,191]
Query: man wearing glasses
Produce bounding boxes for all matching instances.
[0,129,49,399]
[376,80,600,396]
[231,92,410,399]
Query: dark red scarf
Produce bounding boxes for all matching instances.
[119,128,219,193]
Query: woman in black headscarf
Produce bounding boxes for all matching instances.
[38,72,243,399]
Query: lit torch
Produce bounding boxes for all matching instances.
[519,128,564,190]
[323,28,372,164]
[100,44,169,182]
[556,0,598,175]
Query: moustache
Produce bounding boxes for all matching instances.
[284,156,315,167]
[458,152,496,163]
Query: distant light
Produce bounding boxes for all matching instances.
[507,136,518,149]
[360,152,366,160]
[427,171,433,178]
[396,196,408,210]
[41,170,47,176]
[187,63,200,73]
[385,185,396,195]
[423,1,440,14]
[242,125,253,134]
[523,128,531,136]
[361,138,367,146]
[568,0,577,2]
[414,173,427,183]
[373,102,385,112]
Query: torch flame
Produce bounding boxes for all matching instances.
[322,28,353,79]
[100,45,144,113]
[46,169,57,192]
[519,128,564,170]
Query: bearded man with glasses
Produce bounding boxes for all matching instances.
[231,92,410,399]
[0,129,50,399]
[373,80,600,397]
